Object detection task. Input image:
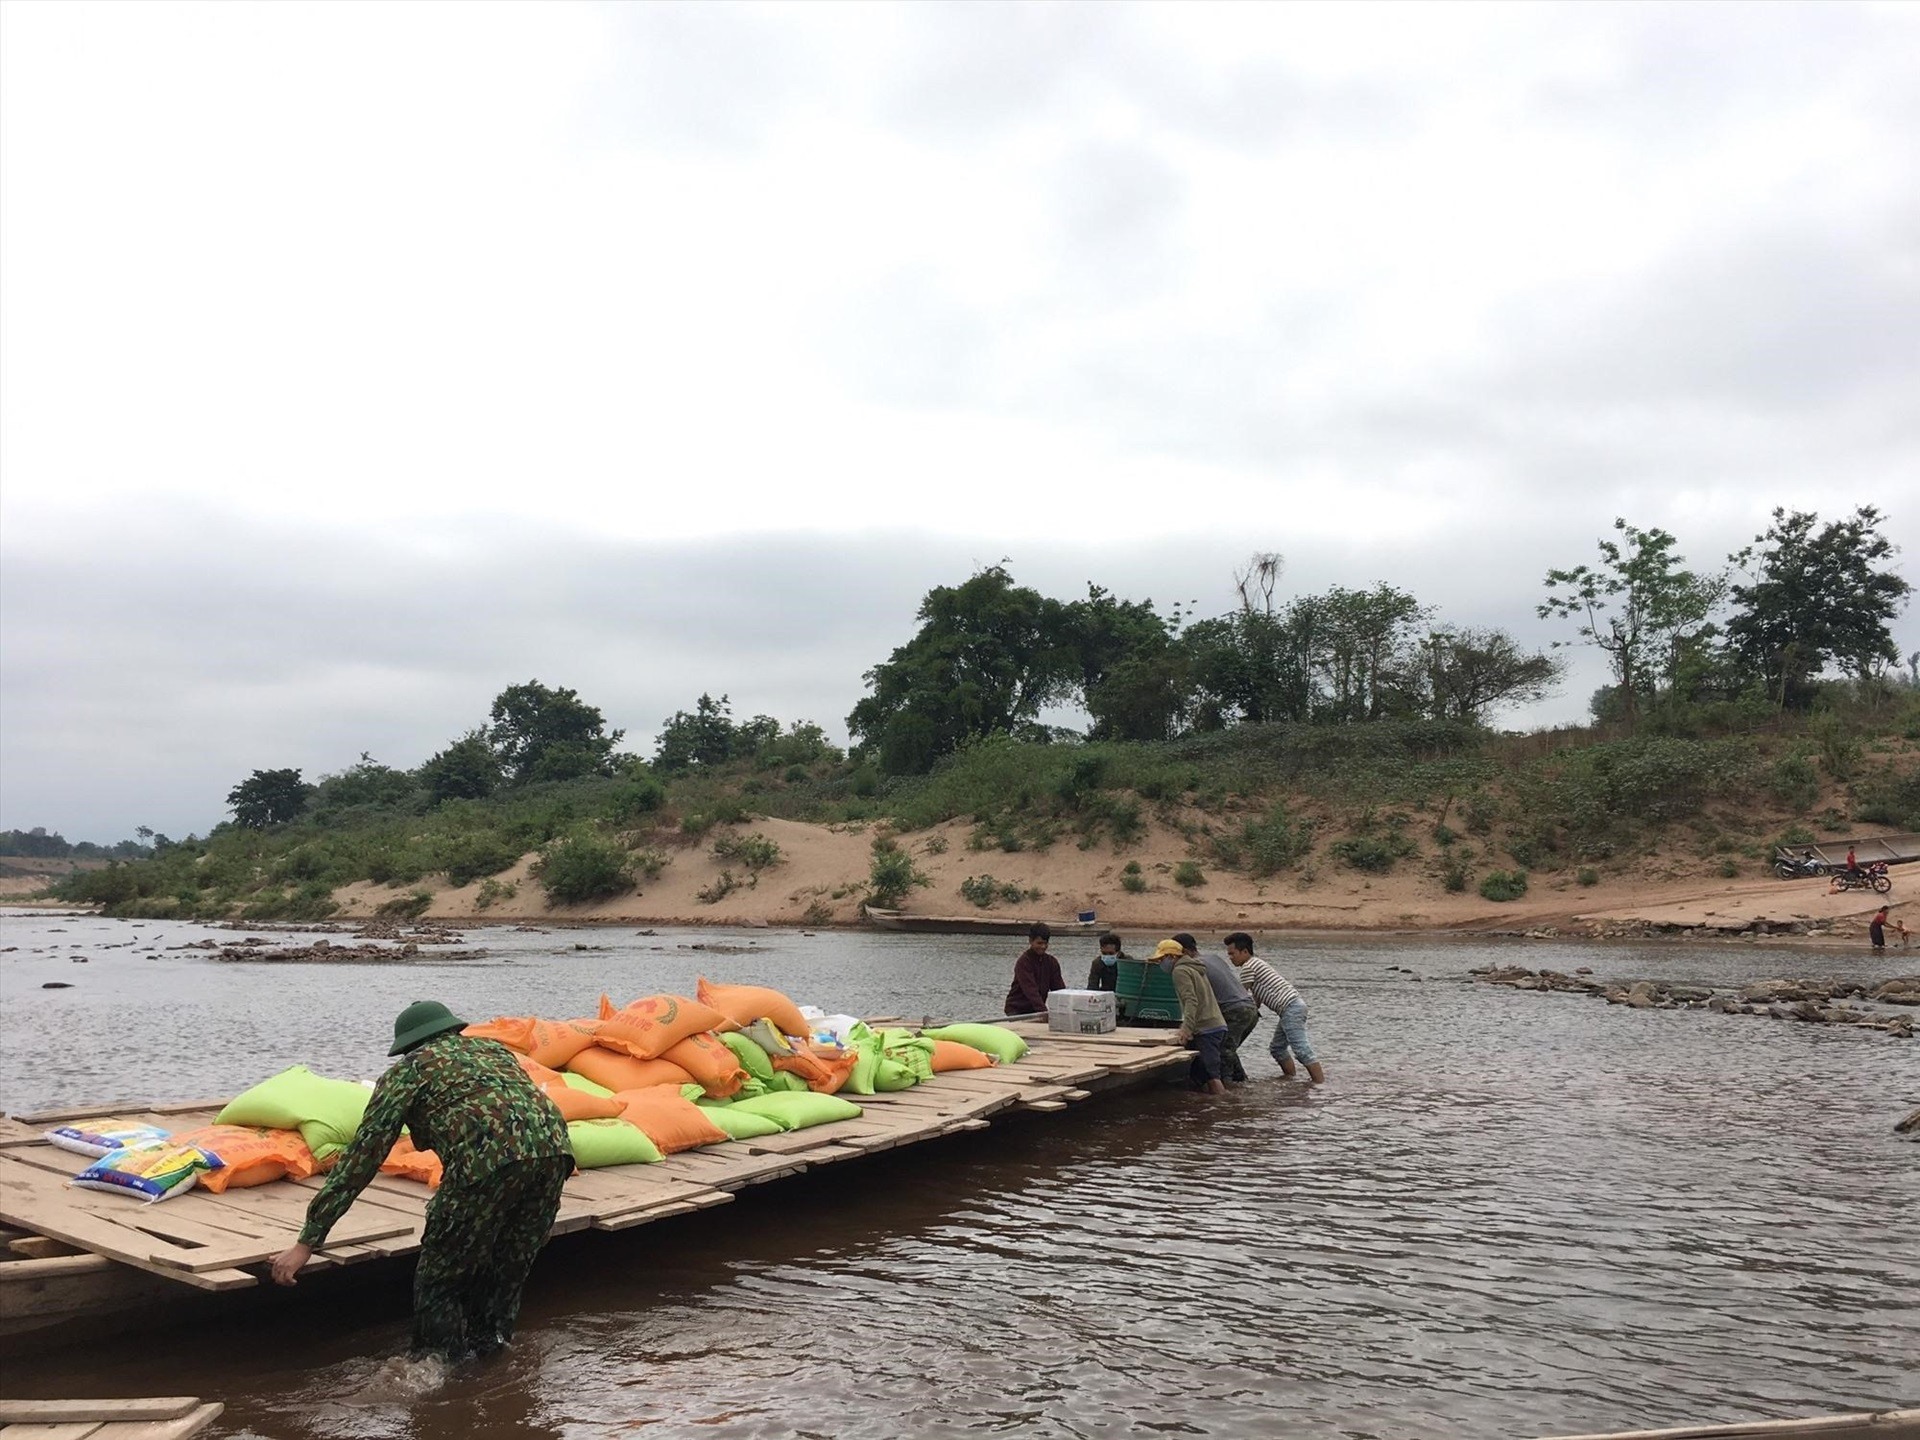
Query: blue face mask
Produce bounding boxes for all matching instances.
[1099,953,1118,966]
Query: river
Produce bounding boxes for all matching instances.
[2,911,1916,1439]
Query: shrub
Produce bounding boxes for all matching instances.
[1330,833,1413,873]
[533,830,635,905]
[867,838,930,909]
[697,871,741,904]
[1240,804,1313,876]
[377,889,433,919]
[633,847,669,881]
[475,877,516,909]
[922,835,949,855]
[1463,792,1497,834]
[1173,860,1205,888]
[1853,766,1920,832]
[1717,858,1739,878]
[1432,824,1457,847]
[712,832,783,877]
[1120,860,1147,894]
[1778,823,1817,847]
[1478,869,1529,902]
[1811,715,1861,781]
[959,874,1036,908]
[1576,867,1599,887]
[1767,753,1820,813]
[439,831,523,888]
[606,776,667,825]
[1442,857,1469,892]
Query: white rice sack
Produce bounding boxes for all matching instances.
[44,1121,172,1157]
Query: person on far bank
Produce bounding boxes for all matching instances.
[1086,932,1128,992]
[1153,938,1229,1095]
[1224,932,1326,1085]
[1870,905,1889,950]
[1004,923,1067,1017]
[1156,932,1259,1082]
[270,1000,574,1365]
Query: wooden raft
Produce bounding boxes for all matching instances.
[0,1024,1186,1290]
[0,1396,222,1440]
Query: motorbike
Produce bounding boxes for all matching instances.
[1829,862,1892,894]
[1774,853,1830,879]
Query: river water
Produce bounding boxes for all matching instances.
[2,911,1916,1439]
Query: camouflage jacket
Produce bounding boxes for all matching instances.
[298,1034,571,1246]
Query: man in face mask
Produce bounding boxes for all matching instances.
[1086,932,1127,991]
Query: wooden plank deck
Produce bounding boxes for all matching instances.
[0,1024,1186,1304]
[0,1397,223,1440]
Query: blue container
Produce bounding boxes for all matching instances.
[1076,909,1097,923]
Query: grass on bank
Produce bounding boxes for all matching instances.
[47,693,1920,919]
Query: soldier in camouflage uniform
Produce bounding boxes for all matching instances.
[270,1000,574,1362]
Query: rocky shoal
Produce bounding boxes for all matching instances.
[1470,965,1917,1038]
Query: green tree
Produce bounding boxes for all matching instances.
[227,768,311,829]
[654,693,740,772]
[848,566,1077,775]
[310,753,419,817]
[488,681,624,784]
[1539,519,1723,726]
[1724,507,1914,709]
[417,730,503,804]
[1422,626,1563,723]
[1065,585,1189,741]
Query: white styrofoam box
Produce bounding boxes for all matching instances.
[1046,988,1117,1034]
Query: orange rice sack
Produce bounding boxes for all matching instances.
[171,1125,317,1192]
[610,1085,731,1154]
[661,1033,750,1099]
[381,1135,443,1188]
[565,1047,696,1094]
[696,977,810,1038]
[465,1017,598,1069]
[514,1055,567,1087]
[771,1044,856,1095]
[593,994,729,1060]
[535,1079,625,1122]
[930,1040,996,1072]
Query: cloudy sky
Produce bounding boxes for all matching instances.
[3,1,1916,843]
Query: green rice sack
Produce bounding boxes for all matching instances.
[923,1023,1029,1064]
[730,1092,863,1131]
[566,1119,663,1167]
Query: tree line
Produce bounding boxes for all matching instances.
[198,505,1907,831]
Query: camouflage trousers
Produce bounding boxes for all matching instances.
[412,1154,571,1362]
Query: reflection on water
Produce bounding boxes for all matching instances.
[3,913,1917,1438]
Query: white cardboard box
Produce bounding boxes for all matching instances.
[1046,988,1117,1034]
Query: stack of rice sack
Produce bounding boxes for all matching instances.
[60,987,1034,1202]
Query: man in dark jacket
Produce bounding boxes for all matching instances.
[1004,924,1067,1016]
[270,1000,574,1363]
[1086,932,1126,992]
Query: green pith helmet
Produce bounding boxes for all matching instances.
[389,999,468,1056]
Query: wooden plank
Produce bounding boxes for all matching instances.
[737,1128,855,1156]
[91,1404,224,1440]
[7,1235,77,1259]
[658,1151,806,1190]
[591,1192,733,1230]
[1534,1409,1920,1440]
[0,1402,197,1425]
[0,1423,104,1439]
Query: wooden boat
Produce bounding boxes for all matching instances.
[860,906,1104,937]
[0,1397,223,1440]
[1534,1407,1920,1439]
[0,1020,1187,1347]
[1776,833,1920,869]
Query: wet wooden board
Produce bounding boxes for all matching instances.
[0,1399,224,1440]
[0,1024,1177,1293]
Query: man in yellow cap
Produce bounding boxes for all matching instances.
[269,1000,573,1363]
[1154,939,1229,1095]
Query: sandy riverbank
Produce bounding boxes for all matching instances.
[312,814,1910,948]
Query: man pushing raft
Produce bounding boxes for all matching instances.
[270,1000,574,1363]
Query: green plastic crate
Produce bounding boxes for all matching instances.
[1114,957,1181,1026]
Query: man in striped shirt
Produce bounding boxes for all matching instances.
[1224,932,1326,1085]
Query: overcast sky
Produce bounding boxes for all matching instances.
[3,1,1916,843]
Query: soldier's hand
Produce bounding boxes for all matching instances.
[270,1242,313,1286]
